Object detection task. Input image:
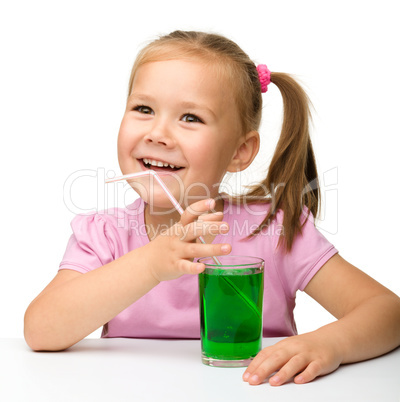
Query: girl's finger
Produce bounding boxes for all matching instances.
[180,199,215,226]
[243,348,289,385]
[294,359,332,384]
[268,354,310,386]
[182,221,229,242]
[243,347,273,380]
[197,211,224,222]
[176,260,205,275]
[183,242,231,259]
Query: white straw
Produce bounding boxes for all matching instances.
[106,170,221,264]
[106,171,184,214]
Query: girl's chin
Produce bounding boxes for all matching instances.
[145,203,182,216]
[134,190,183,212]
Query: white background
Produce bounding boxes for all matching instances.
[1,0,399,340]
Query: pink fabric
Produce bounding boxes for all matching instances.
[59,198,338,338]
[257,64,271,93]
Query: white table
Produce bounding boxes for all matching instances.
[1,337,399,402]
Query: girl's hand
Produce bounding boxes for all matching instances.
[243,254,400,387]
[243,332,343,386]
[144,198,231,282]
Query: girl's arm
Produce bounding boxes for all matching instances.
[24,199,231,352]
[243,254,400,386]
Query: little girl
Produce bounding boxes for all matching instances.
[24,30,400,386]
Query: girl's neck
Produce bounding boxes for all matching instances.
[143,204,180,241]
[143,197,225,242]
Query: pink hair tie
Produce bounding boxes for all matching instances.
[257,64,271,93]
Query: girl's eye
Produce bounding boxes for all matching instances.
[134,105,154,115]
[181,114,203,123]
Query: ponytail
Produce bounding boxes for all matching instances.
[244,73,320,252]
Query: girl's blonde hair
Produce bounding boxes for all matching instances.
[128,31,320,252]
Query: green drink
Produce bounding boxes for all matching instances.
[198,256,264,367]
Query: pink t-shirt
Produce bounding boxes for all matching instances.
[59,198,338,338]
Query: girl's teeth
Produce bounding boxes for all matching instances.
[142,158,180,169]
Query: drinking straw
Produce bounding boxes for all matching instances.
[106,170,261,319]
[106,170,184,214]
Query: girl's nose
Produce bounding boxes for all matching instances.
[144,121,175,148]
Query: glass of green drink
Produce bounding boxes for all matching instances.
[198,255,264,367]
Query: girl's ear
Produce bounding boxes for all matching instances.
[227,131,260,172]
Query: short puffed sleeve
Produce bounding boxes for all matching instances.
[59,213,117,273]
[272,209,338,297]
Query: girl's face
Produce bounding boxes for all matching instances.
[117,59,243,211]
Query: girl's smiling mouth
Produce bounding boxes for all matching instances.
[139,158,184,172]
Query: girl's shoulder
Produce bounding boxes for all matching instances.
[222,198,320,246]
[69,198,145,235]
[62,198,146,268]
[222,198,275,225]
[222,197,314,225]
